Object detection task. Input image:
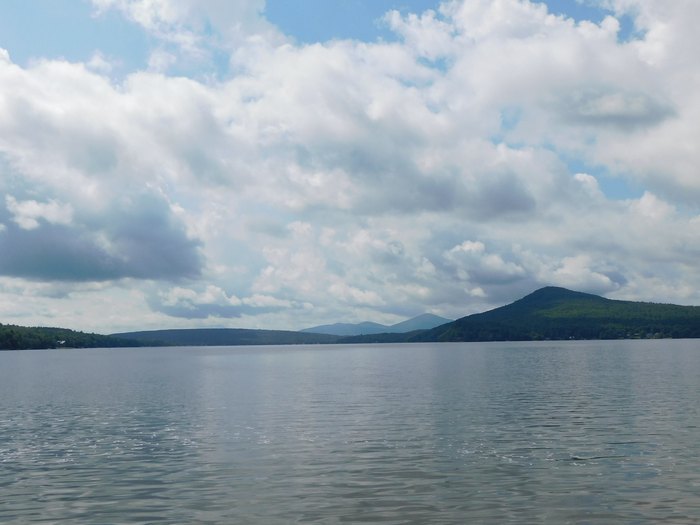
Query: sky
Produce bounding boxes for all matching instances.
[1,0,699,334]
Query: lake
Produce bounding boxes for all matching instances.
[2,340,700,523]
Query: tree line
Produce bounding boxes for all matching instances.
[0,324,140,350]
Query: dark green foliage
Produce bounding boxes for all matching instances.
[111,328,340,347]
[0,324,144,350]
[413,287,700,342]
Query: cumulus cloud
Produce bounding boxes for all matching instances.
[6,196,74,230]
[151,284,298,319]
[0,192,202,281]
[561,88,674,130]
[445,241,526,285]
[2,0,700,331]
[91,0,283,74]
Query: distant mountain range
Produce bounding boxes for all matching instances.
[300,313,453,336]
[111,314,453,347]
[107,288,700,345]
[3,287,700,350]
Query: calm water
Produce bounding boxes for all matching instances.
[2,340,700,523]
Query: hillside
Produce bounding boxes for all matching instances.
[111,328,340,347]
[387,313,453,333]
[300,321,388,337]
[412,287,700,342]
[0,324,144,350]
[302,313,452,336]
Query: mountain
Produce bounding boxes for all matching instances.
[300,321,388,337]
[411,286,700,342]
[111,328,339,347]
[7,287,700,350]
[387,313,453,333]
[301,313,452,336]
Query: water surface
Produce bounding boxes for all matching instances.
[2,340,700,523]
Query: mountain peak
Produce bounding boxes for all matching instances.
[411,286,700,343]
[301,313,452,336]
[387,313,452,333]
[517,286,604,304]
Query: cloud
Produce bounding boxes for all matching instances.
[561,88,674,130]
[444,240,526,285]
[0,192,202,281]
[2,0,700,331]
[384,8,456,61]
[151,284,298,319]
[541,254,621,295]
[91,0,283,74]
[6,196,74,230]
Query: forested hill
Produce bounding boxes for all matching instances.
[412,287,700,342]
[110,328,340,347]
[0,324,144,350]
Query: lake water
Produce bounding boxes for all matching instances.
[2,340,700,523]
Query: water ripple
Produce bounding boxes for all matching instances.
[2,341,700,523]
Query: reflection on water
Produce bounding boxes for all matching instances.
[2,340,700,523]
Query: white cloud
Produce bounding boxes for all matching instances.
[574,173,604,200]
[91,0,283,74]
[445,240,526,285]
[385,8,456,61]
[152,284,298,319]
[629,191,674,220]
[547,255,619,294]
[1,0,700,331]
[147,48,177,72]
[86,51,115,74]
[6,196,74,230]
